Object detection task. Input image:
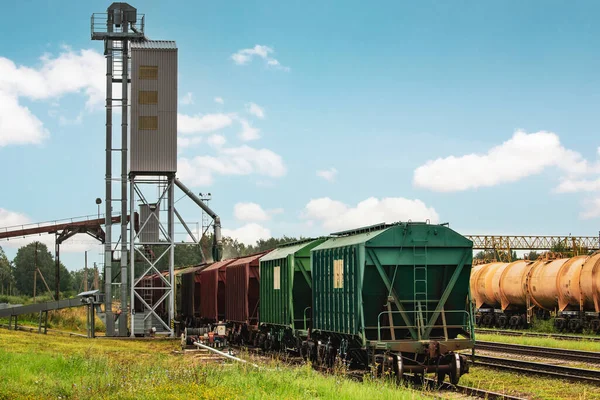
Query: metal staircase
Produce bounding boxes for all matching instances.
[413,243,428,339]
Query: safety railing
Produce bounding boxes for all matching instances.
[0,213,116,236]
[91,13,145,39]
[303,307,312,331]
[376,310,473,342]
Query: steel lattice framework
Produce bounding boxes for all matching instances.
[466,235,600,251]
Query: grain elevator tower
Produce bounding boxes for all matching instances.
[92,3,178,337]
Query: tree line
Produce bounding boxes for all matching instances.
[0,235,304,298]
[0,242,74,298]
[473,241,590,263]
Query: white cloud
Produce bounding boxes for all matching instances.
[303,197,440,232]
[178,113,234,134]
[180,92,194,105]
[214,97,224,105]
[0,48,105,109]
[317,167,338,182]
[207,134,226,148]
[233,202,282,222]
[581,198,600,220]
[246,102,265,119]
[222,223,271,246]
[0,92,49,146]
[177,145,286,186]
[231,45,271,65]
[0,208,101,253]
[238,118,261,141]
[413,130,590,192]
[0,47,105,146]
[178,136,203,149]
[0,208,31,228]
[58,112,83,126]
[230,45,289,71]
[234,202,270,222]
[555,178,600,193]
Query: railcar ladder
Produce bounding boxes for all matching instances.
[413,243,428,340]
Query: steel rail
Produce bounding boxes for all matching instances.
[476,341,600,364]
[446,382,527,400]
[470,354,600,385]
[475,328,600,342]
[229,344,525,399]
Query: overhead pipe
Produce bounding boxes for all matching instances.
[174,178,223,261]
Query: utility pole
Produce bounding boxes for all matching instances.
[33,270,37,303]
[34,242,38,302]
[93,262,99,290]
[84,251,88,292]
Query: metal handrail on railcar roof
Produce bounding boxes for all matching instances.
[376,310,472,342]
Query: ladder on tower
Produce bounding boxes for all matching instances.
[111,40,130,84]
[413,242,428,340]
[141,275,153,308]
[112,41,123,81]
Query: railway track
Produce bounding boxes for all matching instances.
[475,328,600,342]
[224,344,525,399]
[470,354,600,385]
[440,382,526,400]
[476,340,600,364]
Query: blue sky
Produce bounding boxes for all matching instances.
[1,0,599,270]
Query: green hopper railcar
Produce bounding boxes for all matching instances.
[257,238,327,350]
[308,222,474,385]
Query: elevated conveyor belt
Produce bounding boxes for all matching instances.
[0,291,101,318]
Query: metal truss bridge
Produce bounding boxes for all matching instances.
[466,235,600,251]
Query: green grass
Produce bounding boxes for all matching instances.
[0,307,105,333]
[461,365,600,400]
[0,330,430,400]
[0,293,56,305]
[476,332,600,352]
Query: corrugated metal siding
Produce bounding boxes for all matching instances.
[260,256,291,326]
[131,40,177,50]
[259,239,326,329]
[177,265,206,316]
[139,204,159,242]
[130,44,177,173]
[226,252,269,324]
[199,259,233,321]
[312,245,359,335]
[200,269,217,320]
[180,273,195,316]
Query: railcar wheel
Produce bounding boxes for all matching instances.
[482,313,494,327]
[449,353,460,385]
[569,318,582,333]
[436,356,445,386]
[555,318,566,332]
[497,314,508,328]
[300,342,308,360]
[394,354,404,384]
